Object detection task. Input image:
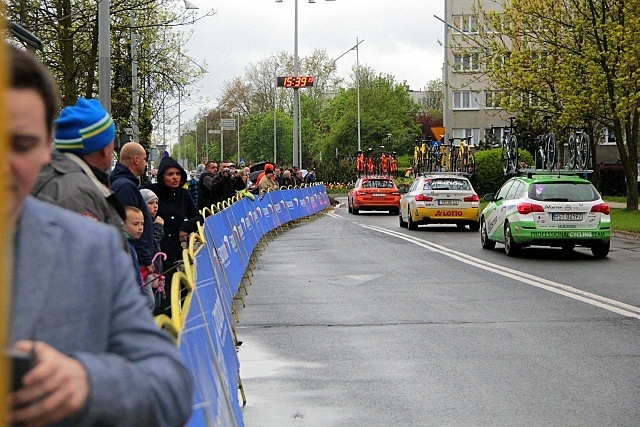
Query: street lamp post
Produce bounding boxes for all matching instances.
[101,0,199,115]
[330,38,364,152]
[98,0,110,112]
[276,0,336,167]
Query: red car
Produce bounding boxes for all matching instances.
[347,177,401,215]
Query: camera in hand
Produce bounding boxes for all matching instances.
[7,348,35,391]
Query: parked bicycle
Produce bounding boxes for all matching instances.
[535,115,557,171]
[563,119,591,170]
[428,138,448,172]
[491,116,519,175]
[356,150,365,177]
[389,151,398,178]
[449,136,475,175]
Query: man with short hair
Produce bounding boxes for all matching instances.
[110,142,156,309]
[207,160,246,205]
[187,170,198,205]
[274,166,284,187]
[197,160,218,210]
[7,44,192,426]
[304,167,317,184]
[293,169,304,187]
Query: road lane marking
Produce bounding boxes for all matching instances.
[359,224,640,319]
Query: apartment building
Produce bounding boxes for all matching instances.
[442,0,620,164]
[443,0,507,147]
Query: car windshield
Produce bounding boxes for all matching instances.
[423,179,470,191]
[362,180,394,189]
[529,182,600,202]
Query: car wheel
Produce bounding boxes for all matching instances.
[390,209,399,216]
[347,200,352,213]
[456,223,466,230]
[399,211,407,228]
[561,244,575,252]
[353,206,359,215]
[591,241,610,259]
[408,211,418,230]
[480,217,496,249]
[504,222,521,257]
[469,221,480,232]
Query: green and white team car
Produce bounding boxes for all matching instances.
[480,173,611,258]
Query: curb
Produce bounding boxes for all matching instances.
[612,230,640,241]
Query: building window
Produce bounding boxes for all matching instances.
[453,52,480,72]
[452,15,478,33]
[484,13,510,33]
[485,90,503,109]
[453,91,479,110]
[453,128,479,146]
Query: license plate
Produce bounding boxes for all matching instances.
[551,213,583,221]
[371,193,385,197]
[438,199,459,206]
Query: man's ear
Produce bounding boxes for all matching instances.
[101,145,111,159]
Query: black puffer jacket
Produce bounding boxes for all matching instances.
[146,157,203,269]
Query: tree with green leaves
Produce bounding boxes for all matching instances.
[4,0,209,150]
[469,0,638,209]
[320,68,421,159]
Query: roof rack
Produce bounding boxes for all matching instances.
[519,168,593,179]
[421,171,472,177]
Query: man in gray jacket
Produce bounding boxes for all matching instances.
[7,44,192,426]
[31,96,124,230]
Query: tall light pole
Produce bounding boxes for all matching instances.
[237,111,241,164]
[276,0,336,167]
[98,0,110,112]
[131,12,138,143]
[274,77,277,164]
[330,38,364,151]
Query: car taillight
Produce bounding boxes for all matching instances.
[463,194,479,202]
[415,194,433,201]
[590,203,610,215]
[517,202,545,215]
[391,191,400,196]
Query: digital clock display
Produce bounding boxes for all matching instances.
[277,76,315,88]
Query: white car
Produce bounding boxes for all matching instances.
[480,173,611,258]
[399,174,480,231]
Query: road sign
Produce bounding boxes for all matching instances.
[209,129,221,134]
[221,126,236,131]
[124,127,134,135]
[220,118,235,127]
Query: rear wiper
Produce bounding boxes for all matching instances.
[544,198,569,202]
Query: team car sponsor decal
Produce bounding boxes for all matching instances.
[488,215,499,233]
[435,210,463,217]
[529,231,607,238]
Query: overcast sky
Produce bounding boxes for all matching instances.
[178,0,445,123]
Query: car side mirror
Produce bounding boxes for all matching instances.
[483,193,495,202]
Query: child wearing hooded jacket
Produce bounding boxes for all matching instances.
[141,189,164,250]
[140,188,166,307]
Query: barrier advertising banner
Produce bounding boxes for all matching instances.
[180,185,328,426]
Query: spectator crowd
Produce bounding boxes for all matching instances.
[5,42,321,427]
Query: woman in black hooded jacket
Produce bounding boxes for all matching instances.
[146,156,203,315]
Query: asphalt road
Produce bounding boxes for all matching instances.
[237,198,640,427]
